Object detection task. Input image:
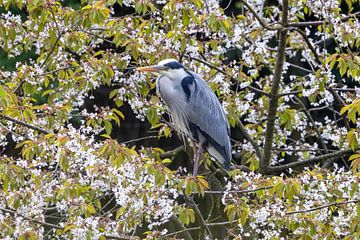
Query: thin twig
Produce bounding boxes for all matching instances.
[288,11,360,27]
[120,135,159,145]
[279,90,302,96]
[332,87,360,92]
[204,186,273,195]
[0,207,63,229]
[293,28,321,64]
[183,54,270,96]
[240,0,282,31]
[273,148,337,152]
[294,96,329,154]
[237,118,263,161]
[286,199,360,215]
[162,220,237,239]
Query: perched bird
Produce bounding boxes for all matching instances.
[137,59,231,176]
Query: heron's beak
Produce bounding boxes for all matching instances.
[136,65,166,72]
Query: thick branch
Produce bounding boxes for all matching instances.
[286,199,360,215]
[0,114,50,135]
[261,0,288,172]
[266,148,354,173]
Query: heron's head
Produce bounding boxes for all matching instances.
[136,59,188,80]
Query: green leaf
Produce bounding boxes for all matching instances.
[0,86,9,106]
[104,120,112,135]
[182,11,190,26]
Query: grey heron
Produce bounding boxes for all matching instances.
[137,59,231,176]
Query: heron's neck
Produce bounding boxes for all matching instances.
[166,68,191,85]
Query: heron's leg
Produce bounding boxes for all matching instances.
[191,140,199,175]
[193,143,204,176]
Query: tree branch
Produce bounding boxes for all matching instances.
[0,207,133,239]
[240,0,282,31]
[278,90,302,96]
[0,114,51,135]
[183,54,270,97]
[161,220,237,239]
[0,207,63,229]
[286,199,360,215]
[293,96,329,154]
[293,29,320,64]
[168,215,194,240]
[266,148,354,173]
[162,226,199,239]
[237,118,263,161]
[204,186,273,195]
[160,146,185,158]
[288,11,360,27]
[261,0,289,173]
[185,196,213,239]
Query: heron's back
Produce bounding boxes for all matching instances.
[157,73,231,170]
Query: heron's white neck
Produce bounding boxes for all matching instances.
[163,68,190,84]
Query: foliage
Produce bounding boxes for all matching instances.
[0,0,359,239]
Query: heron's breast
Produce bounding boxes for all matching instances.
[157,76,187,106]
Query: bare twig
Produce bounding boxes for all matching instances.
[273,148,337,152]
[261,0,289,173]
[183,54,270,97]
[293,28,321,64]
[294,96,329,154]
[286,199,360,215]
[279,90,302,96]
[240,0,281,31]
[104,234,137,240]
[237,118,263,161]
[204,186,273,195]
[0,207,133,240]
[288,11,360,27]
[0,207,63,229]
[332,87,360,92]
[162,220,237,239]
[328,88,350,130]
[120,135,160,145]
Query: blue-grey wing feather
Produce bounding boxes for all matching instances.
[186,72,231,168]
[156,72,231,169]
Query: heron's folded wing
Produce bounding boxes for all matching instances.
[187,72,231,166]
